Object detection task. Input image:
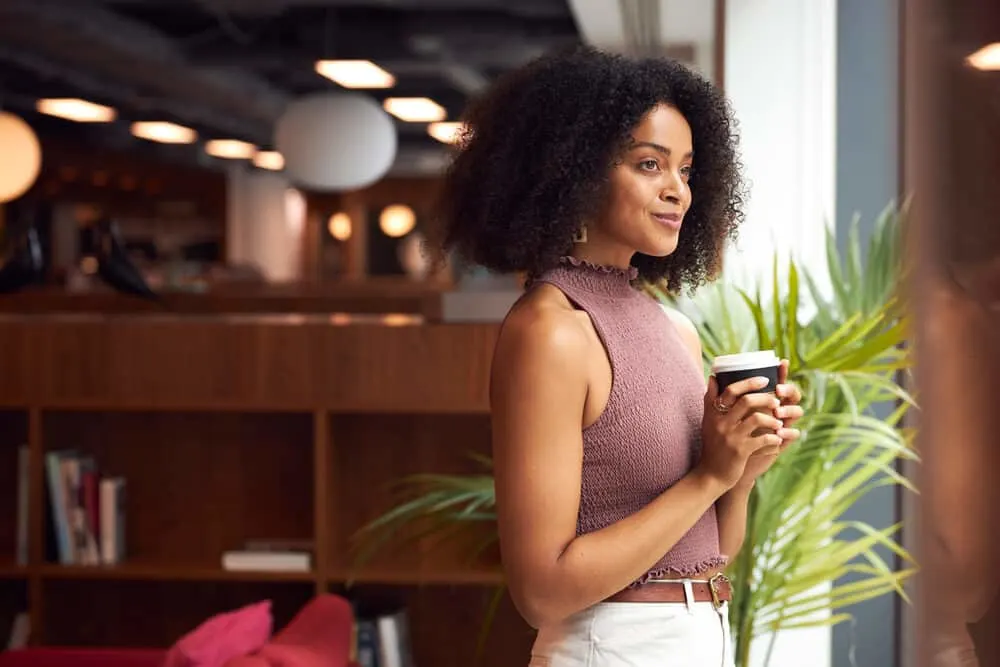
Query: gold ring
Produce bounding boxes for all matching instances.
[714,397,731,414]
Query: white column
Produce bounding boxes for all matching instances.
[721,0,837,303]
[725,8,838,667]
[225,166,306,283]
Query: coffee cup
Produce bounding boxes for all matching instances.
[711,350,781,396]
[711,351,782,436]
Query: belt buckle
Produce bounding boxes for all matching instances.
[708,573,727,610]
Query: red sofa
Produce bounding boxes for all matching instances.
[0,595,358,667]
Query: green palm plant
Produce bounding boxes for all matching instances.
[353,203,917,667]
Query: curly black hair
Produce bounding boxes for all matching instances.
[430,45,746,293]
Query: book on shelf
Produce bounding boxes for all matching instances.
[220,539,314,573]
[351,607,414,667]
[45,449,126,566]
[5,611,29,651]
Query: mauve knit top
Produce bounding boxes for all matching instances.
[533,256,727,587]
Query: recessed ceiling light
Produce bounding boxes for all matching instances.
[130,121,197,144]
[253,151,285,171]
[427,121,465,144]
[205,139,257,160]
[967,42,1000,70]
[36,98,116,123]
[315,60,395,89]
[383,97,447,123]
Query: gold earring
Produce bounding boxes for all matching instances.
[573,226,588,243]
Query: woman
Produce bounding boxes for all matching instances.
[432,46,804,666]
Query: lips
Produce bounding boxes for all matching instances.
[652,212,682,230]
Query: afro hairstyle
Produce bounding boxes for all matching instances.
[430,45,746,292]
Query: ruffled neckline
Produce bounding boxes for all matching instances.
[558,256,640,281]
[526,255,640,299]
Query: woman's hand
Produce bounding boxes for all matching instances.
[697,374,785,490]
[731,359,804,490]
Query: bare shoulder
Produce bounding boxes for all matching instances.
[658,303,702,365]
[493,284,591,380]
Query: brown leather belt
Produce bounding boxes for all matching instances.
[606,573,733,608]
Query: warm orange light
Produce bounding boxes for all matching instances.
[379,204,416,237]
[383,97,446,123]
[205,139,256,160]
[315,60,395,88]
[967,42,1000,70]
[36,98,116,123]
[253,151,285,170]
[327,212,352,241]
[130,121,197,144]
[427,121,465,144]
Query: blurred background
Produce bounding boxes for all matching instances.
[0,1,995,666]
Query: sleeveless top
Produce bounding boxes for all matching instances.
[532,256,727,587]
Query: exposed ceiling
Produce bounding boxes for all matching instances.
[0,0,580,178]
[0,0,712,180]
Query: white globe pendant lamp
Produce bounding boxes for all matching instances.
[274,92,397,192]
[0,112,42,203]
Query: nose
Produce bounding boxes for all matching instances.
[659,189,681,204]
[658,169,684,204]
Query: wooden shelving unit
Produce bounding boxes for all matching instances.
[0,313,533,666]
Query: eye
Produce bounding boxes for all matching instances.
[680,165,693,180]
[638,159,660,172]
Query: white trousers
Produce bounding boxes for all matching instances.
[528,599,734,667]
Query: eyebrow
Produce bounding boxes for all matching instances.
[628,140,694,159]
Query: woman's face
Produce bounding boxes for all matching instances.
[590,104,694,259]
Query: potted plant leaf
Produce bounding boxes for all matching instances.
[352,203,918,667]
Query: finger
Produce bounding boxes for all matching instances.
[737,411,784,438]
[775,405,804,422]
[776,382,802,405]
[719,376,771,408]
[706,374,720,400]
[778,427,801,442]
[732,393,781,420]
[748,432,783,453]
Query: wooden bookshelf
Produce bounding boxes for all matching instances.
[0,313,532,667]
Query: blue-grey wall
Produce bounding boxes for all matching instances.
[834,0,901,666]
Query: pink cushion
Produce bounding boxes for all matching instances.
[257,595,354,667]
[221,658,269,667]
[163,600,273,667]
[253,645,325,667]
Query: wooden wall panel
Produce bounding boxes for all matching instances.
[0,412,27,565]
[7,316,497,412]
[0,320,33,406]
[328,414,498,582]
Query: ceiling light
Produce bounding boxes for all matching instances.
[383,97,447,123]
[130,121,197,144]
[253,151,285,171]
[315,60,395,89]
[967,42,1000,70]
[205,139,256,160]
[427,121,465,144]
[36,98,116,123]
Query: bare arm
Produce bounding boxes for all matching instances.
[662,305,753,558]
[491,306,731,629]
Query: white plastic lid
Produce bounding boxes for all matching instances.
[711,350,780,373]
